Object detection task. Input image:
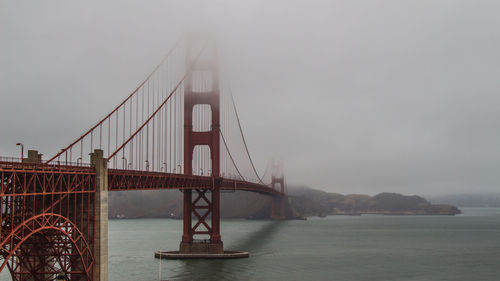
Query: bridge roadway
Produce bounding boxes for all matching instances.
[0,160,281,196]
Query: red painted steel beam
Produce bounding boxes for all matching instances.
[107,169,281,196]
[1,162,282,196]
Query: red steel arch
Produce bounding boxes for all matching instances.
[0,213,93,281]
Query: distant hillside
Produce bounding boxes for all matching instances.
[108,186,461,219]
[427,193,500,208]
[287,186,460,217]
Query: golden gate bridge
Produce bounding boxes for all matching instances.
[0,35,288,281]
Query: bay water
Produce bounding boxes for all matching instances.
[108,208,500,281]
[1,208,499,280]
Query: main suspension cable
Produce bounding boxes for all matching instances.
[229,92,265,184]
[47,38,182,164]
[108,43,208,160]
[219,131,244,181]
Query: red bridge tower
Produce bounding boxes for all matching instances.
[271,160,286,219]
[180,37,223,254]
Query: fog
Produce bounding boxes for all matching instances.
[1,0,499,195]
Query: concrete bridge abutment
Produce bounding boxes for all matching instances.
[90,149,109,281]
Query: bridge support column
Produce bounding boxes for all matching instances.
[179,186,224,254]
[90,149,108,281]
[271,174,287,219]
[272,196,286,220]
[179,35,224,255]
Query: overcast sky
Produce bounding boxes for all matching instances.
[1,0,499,195]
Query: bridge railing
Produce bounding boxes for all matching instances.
[0,156,21,163]
[0,157,93,172]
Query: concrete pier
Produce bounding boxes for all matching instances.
[155,250,249,259]
[90,150,108,281]
[179,241,224,254]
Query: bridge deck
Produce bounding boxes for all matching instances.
[0,161,281,196]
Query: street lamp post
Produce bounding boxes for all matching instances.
[16,143,23,162]
[122,157,127,169]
